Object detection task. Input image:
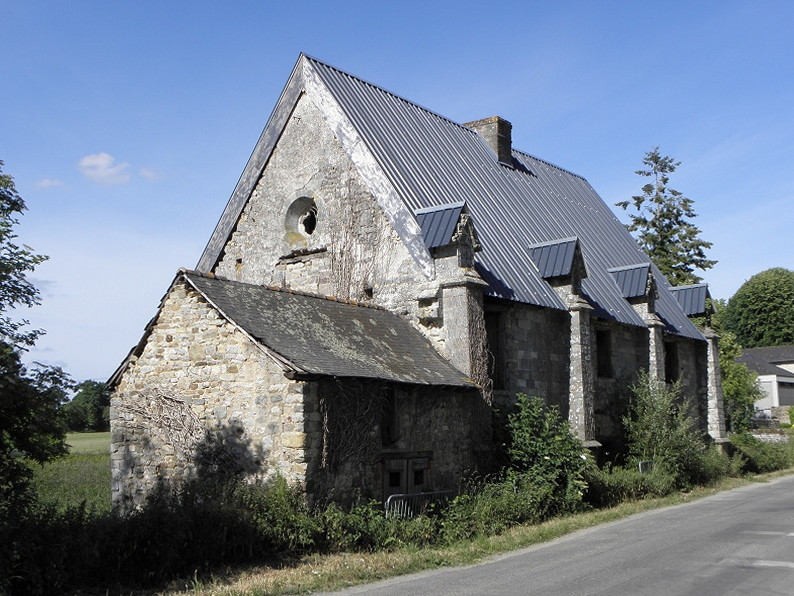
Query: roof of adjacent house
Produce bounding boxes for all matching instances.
[183,272,474,387]
[197,54,704,340]
[737,345,794,379]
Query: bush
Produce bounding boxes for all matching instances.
[583,464,675,508]
[441,472,555,543]
[622,373,709,488]
[729,433,792,473]
[506,394,588,514]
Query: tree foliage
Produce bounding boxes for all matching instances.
[720,267,794,348]
[0,344,72,514]
[0,161,49,347]
[0,161,71,511]
[616,148,716,286]
[61,380,110,432]
[717,331,763,432]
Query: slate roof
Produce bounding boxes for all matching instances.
[197,54,704,340]
[183,272,473,387]
[528,238,580,279]
[609,264,650,299]
[737,345,794,379]
[669,284,710,317]
[415,202,466,249]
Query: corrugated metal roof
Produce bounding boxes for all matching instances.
[184,272,473,387]
[415,202,465,249]
[609,264,650,299]
[197,54,705,341]
[528,237,579,279]
[306,56,703,339]
[670,284,709,316]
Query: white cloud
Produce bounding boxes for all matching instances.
[36,178,65,188]
[138,167,160,180]
[77,153,131,185]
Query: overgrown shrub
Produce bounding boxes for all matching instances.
[729,433,792,473]
[623,373,708,488]
[440,471,554,543]
[583,464,675,508]
[506,394,588,514]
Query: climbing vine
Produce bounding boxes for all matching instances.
[318,379,389,471]
[469,291,493,405]
[329,172,394,301]
[117,390,204,455]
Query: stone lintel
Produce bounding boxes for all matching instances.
[438,272,490,290]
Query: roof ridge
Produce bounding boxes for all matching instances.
[511,147,587,181]
[180,268,386,311]
[304,55,592,182]
[302,54,490,139]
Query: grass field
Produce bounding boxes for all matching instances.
[31,431,111,513]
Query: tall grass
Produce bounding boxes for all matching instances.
[30,431,110,513]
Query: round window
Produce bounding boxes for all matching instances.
[285,197,318,238]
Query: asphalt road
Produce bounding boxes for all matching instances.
[320,475,794,596]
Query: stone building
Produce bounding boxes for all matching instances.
[109,54,726,511]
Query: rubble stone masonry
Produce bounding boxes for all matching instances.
[110,280,309,512]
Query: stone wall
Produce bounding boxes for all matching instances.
[110,279,310,512]
[212,94,479,370]
[302,379,486,504]
[490,301,570,414]
[214,94,432,310]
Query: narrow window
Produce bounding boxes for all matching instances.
[596,329,613,378]
[665,341,679,382]
[485,311,504,389]
[413,469,425,487]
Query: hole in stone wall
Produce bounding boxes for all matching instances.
[285,197,318,241]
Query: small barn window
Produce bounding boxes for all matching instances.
[388,470,402,488]
[596,329,613,378]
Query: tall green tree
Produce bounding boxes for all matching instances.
[720,267,794,348]
[0,161,71,511]
[61,380,110,432]
[0,161,49,347]
[616,148,716,286]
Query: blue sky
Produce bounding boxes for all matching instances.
[2,1,793,382]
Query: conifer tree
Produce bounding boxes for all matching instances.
[616,148,715,286]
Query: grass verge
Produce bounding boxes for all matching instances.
[165,471,790,596]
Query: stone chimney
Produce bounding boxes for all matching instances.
[464,116,513,164]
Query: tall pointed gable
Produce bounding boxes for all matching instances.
[197,54,434,278]
[197,54,702,340]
